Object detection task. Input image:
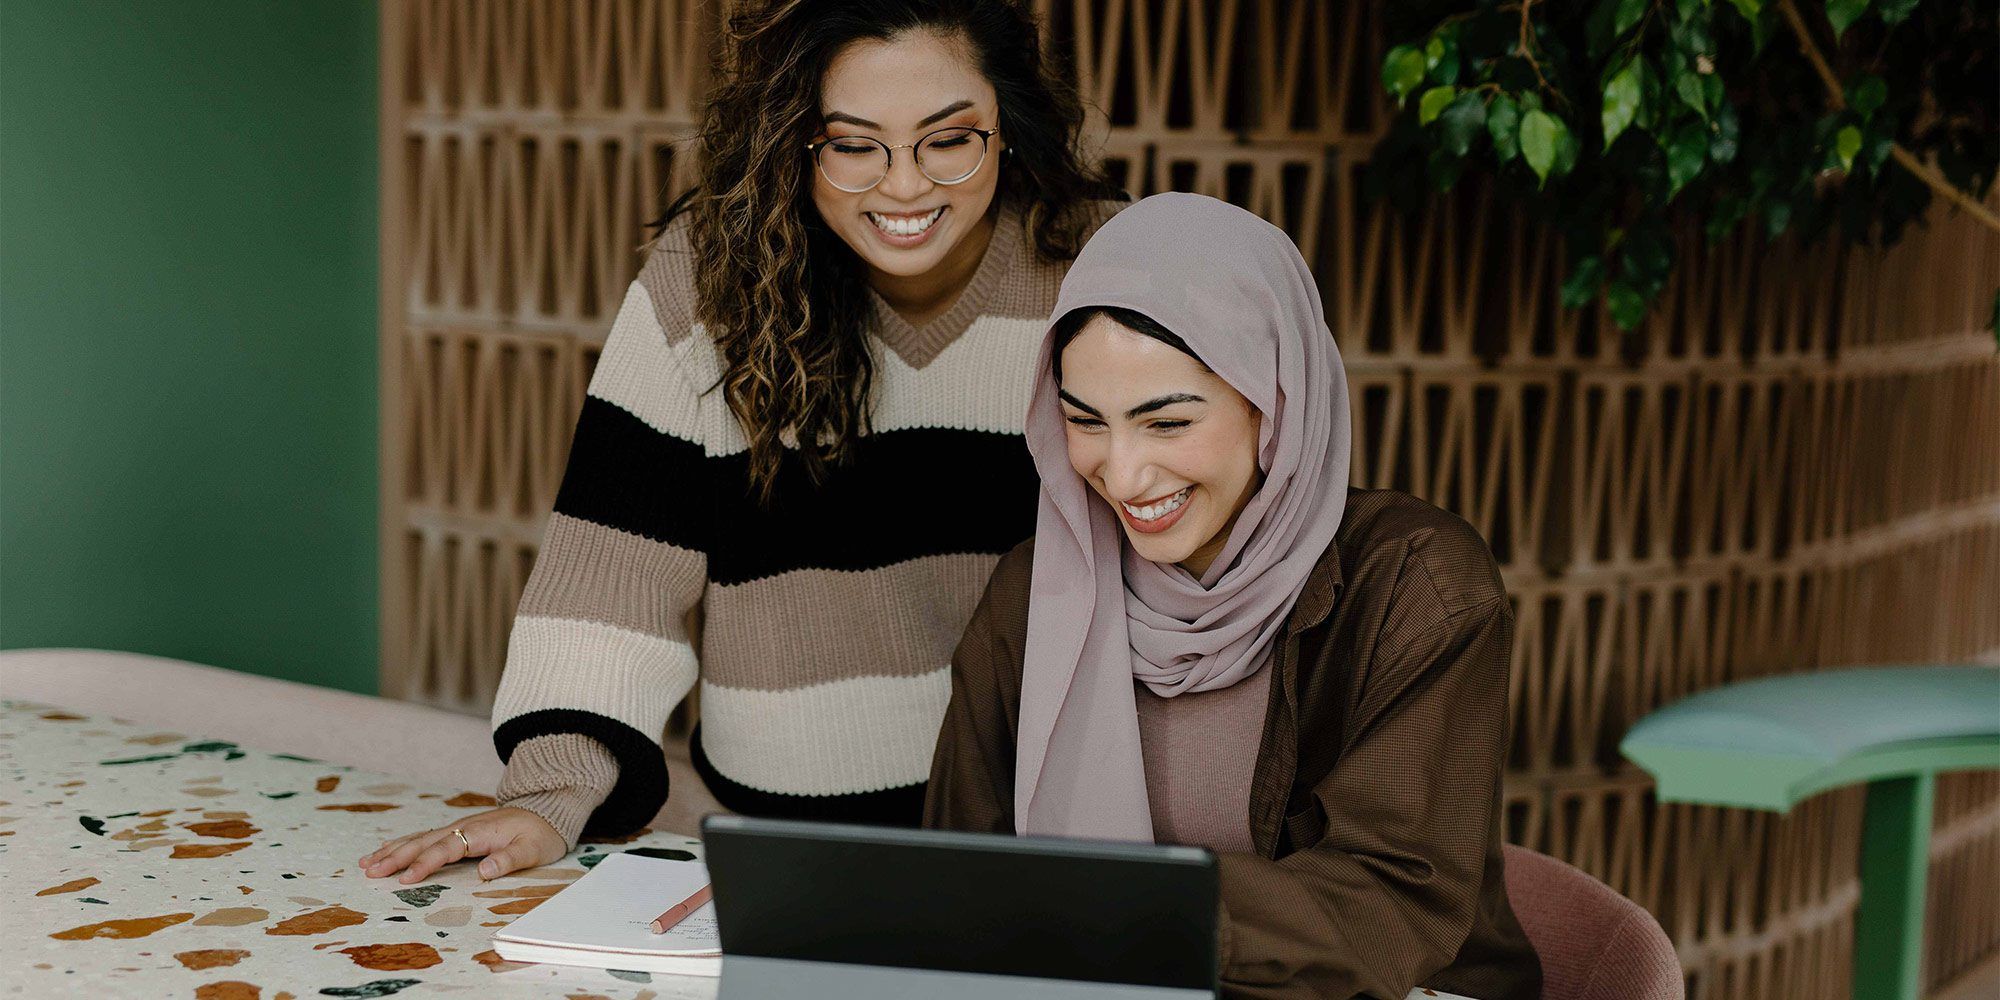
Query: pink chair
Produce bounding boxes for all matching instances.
[1502,844,1684,1000]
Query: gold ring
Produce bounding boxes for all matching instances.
[451,828,471,852]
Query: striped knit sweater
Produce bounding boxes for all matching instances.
[491,198,1126,847]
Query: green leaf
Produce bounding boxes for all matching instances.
[1439,91,1488,157]
[1488,94,1522,162]
[1383,45,1427,103]
[1607,280,1650,330]
[1667,120,1709,194]
[1725,0,1763,23]
[1674,63,1709,118]
[1424,32,1461,85]
[1603,61,1644,149]
[1879,0,1920,24]
[1561,256,1606,308]
[1849,75,1887,120]
[1553,120,1582,178]
[1834,125,1863,171]
[1709,102,1741,163]
[1826,0,1870,37]
[1418,86,1457,126]
[1521,110,1561,184]
[1614,0,1648,36]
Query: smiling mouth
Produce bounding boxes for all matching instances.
[867,206,944,237]
[1121,486,1193,523]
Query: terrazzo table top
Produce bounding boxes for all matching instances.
[2,699,717,1000]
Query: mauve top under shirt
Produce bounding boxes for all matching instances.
[1135,665,1274,853]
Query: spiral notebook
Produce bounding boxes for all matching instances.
[491,851,721,977]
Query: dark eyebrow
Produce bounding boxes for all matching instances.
[1125,393,1205,419]
[821,99,976,133]
[1057,390,1101,417]
[916,99,976,128]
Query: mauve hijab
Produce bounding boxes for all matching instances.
[1014,193,1352,841]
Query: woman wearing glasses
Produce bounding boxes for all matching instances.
[360,0,1124,884]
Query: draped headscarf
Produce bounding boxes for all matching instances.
[1014,192,1352,840]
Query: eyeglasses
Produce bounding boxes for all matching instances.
[805,126,1000,193]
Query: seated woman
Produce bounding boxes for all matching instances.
[924,193,1542,999]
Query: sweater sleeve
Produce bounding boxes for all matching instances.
[490,229,715,841]
[1216,576,1515,1000]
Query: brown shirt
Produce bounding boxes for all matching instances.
[924,488,1542,1000]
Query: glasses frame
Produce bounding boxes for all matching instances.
[804,126,1001,194]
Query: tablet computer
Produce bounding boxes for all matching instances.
[701,815,1219,999]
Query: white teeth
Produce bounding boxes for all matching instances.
[868,207,943,237]
[1122,486,1192,522]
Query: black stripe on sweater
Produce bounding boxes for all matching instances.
[703,428,1037,584]
[689,723,926,827]
[553,396,714,555]
[553,396,1039,585]
[494,709,667,838]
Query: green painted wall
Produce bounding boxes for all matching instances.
[1,2,379,694]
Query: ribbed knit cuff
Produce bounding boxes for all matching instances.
[498,732,621,851]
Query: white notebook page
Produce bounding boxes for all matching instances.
[493,851,719,957]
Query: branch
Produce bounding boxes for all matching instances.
[1516,0,1557,101]
[1776,0,2000,234]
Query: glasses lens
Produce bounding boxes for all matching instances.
[917,128,986,184]
[817,137,888,192]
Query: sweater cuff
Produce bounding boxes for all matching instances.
[497,732,621,851]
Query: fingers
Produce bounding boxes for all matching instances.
[362,828,449,880]
[397,825,481,884]
[359,831,426,871]
[476,834,526,880]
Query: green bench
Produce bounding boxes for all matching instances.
[1620,665,2000,1000]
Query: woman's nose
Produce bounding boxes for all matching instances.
[1098,442,1154,502]
[876,148,932,202]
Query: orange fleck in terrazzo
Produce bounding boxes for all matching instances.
[265,905,367,936]
[443,791,496,807]
[174,949,251,970]
[183,819,261,838]
[485,897,548,915]
[314,803,400,812]
[195,981,261,1000]
[470,883,564,899]
[315,776,340,793]
[338,942,444,970]
[36,876,100,896]
[51,912,195,940]
[471,948,533,973]
[172,842,252,859]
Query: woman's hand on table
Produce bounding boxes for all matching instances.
[359,806,565,883]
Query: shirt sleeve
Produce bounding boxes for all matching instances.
[923,546,1031,835]
[489,250,714,842]
[1216,576,1515,1000]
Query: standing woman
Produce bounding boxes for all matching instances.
[362,0,1122,883]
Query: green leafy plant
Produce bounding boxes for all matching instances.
[1371,0,1999,343]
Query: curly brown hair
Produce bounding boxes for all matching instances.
[658,0,1113,503]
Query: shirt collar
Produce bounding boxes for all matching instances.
[1284,538,1345,632]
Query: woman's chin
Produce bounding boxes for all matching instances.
[1121,528,1194,566]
